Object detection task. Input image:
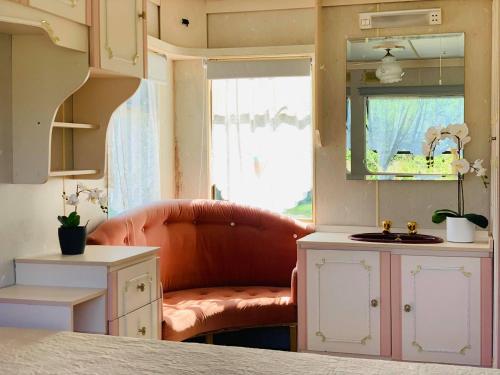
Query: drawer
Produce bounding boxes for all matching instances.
[112,299,160,339]
[29,0,88,25]
[116,257,157,318]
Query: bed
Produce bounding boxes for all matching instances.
[0,328,498,375]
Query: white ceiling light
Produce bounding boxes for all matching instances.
[375,45,405,84]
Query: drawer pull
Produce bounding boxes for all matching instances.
[137,283,146,292]
[404,304,412,312]
[138,326,147,336]
[370,299,378,308]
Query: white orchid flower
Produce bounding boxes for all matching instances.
[66,193,80,206]
[88,188,103,203]
[451,158,470,175]
[445,123,469,141]
[424,126,442,143]
[471,159,487,177]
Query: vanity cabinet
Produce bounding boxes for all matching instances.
[90,0,147,78]
[306,250,382,355]
[297,232,493,367]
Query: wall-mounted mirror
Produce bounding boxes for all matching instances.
[346,33,464,180]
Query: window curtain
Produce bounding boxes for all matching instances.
[211,77,312,214]
[108,80,161,217]
[366,96,464,171]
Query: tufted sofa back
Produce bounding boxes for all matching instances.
[87,199,314,292]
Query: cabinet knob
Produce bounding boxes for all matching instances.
[137,282,146,292]
[370,299,378,308]
[138,11,146,19]
[138,326,146,336]
[404,304,412,312]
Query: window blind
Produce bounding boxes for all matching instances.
[207,58,311,80]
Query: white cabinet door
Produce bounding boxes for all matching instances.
[401,256,481,365]
[30,0,87,24]
[307,250,380,355]
[117,300,159,339]
[99,0,144,77]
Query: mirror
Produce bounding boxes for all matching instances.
[346,33,464,180]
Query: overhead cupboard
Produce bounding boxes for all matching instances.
[297,232,493,367]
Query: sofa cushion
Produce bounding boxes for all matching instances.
[162,286,296,341]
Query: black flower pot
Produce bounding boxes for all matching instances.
[58,226,87,255]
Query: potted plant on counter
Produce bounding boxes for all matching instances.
[58,184,108,255]
[423,123,488,243]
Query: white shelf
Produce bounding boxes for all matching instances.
[53,122,100,130]
[49,169,98,177]
[148,36,315,61]
[0,285,106,306]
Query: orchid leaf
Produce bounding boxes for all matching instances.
[464,213,488,229]
[432,209,459,224]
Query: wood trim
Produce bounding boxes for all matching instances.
[142,0,148,78]
[380,252,391,357]
[481,257,493,367]
[297,247,307,351]
[206,0,314,14]
[89,0,100,68]
[390,254,402,360]
[85,0,92,26]
[107,270,118,321]
[492,0,500,368]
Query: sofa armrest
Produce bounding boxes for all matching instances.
[291,266,298,305]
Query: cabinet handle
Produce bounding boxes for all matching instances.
[370,299,378,308]
[138,326,146,336]
[404,304,412,312]
[138,11,146,19]
[137,283,146,292]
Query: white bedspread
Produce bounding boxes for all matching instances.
[0,328,499,375]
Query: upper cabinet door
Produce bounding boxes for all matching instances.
[401,255,481,366]
[306,250,381,355]
[98,0,145,77]
[29,0,88,24]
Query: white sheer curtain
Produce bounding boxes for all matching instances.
[108,80,161,217]
[211,77,312,216]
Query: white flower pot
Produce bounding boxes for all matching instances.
[446,217,475,243]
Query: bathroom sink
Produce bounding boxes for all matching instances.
[349,232,444,244]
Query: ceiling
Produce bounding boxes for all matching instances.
[347,33,464,62]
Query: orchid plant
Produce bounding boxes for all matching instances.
[58,184,108,228]
[423,123,489,228]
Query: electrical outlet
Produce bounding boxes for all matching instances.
[429,10,442,25]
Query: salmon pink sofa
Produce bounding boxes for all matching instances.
[87,199,313,343]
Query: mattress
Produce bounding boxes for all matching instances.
[0,328,499,375]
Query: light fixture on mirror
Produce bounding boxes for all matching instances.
[375,44,405,84]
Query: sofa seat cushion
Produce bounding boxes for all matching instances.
[162,286,296,341]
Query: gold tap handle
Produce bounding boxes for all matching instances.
[382,220,392,234]
[407,221,417,235]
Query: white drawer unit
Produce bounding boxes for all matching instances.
[114,299,160,339]
[117,257,157,317]
[13,245,162,340]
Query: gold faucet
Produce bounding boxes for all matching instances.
[382,220,392,234]
[407,221,418,235]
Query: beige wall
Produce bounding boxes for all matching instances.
[0,35,12,182]
[317,0,491,228]
[207,8,315,48]
[174,59,210,199]
[0,177,106,288]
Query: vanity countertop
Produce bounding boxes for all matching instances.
[298,231,492,258]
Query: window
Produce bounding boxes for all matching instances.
[365,95,464,176]
[107,79,161,217]
[210,70,313,220]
